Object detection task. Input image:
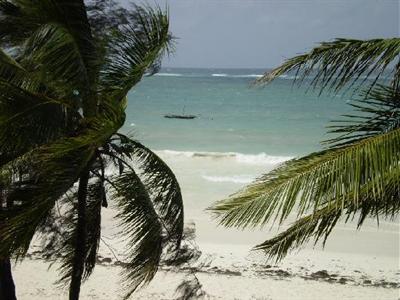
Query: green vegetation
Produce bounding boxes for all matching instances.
[211,38,400,261]
[0,1,183,299]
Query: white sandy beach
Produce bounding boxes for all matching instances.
[13,151,400,299]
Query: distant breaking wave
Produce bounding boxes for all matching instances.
[156,150,292,165]
[154,73,183,77]
[154,72,298,79]
[154,72,389,81]
[212,73,263,78]
[154,72,265,78]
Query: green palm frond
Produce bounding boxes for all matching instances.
[0,140,93,259]
[22,22,90,91]
[254,167,400,261]
[0,0,98,109]
[0,99,124,258]
[0,48,24,79]
[101,4,173,101]
[104,134,184,248]
[110,168,162,299]
[0,80,76,164]
[210,128,400,230]
[0,2,177,298]
[83,179,104,280]
[255,205,341,262]
[256,38,400,93]
[0,0,36,47]
[325,84,400,147]
[57,179,104,285]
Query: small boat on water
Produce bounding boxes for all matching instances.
[164,105,197,119]
[164,114,197,119]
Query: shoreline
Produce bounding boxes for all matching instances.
[14,242,399,300]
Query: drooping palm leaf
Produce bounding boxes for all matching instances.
[103,134,184,248]
[256,38,400,93]
[0,140,93,259]
[254,167,400,261]
[210,128,400,230]
[0,2,178,298]
[57,179,104,285]
[110,168,162,299]
[0,97,124,258]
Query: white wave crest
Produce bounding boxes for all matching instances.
[154,73,183,77]
[202,175,255,184]
[212,73,263,78]
[212,73,228,77]
[235,153,290,165]
[156,150,292,165]
[232,74,263,78]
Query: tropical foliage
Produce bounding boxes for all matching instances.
[0,1,183,299]
[211,38,400,261]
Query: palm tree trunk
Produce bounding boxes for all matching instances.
[0,258,17,300]
[69,171,89,300]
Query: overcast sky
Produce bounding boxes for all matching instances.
[127,0,399,69]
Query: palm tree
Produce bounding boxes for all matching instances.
[210,38,400,261]
[0,1,183,299]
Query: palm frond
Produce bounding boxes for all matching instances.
[104,134,184,248]
[0,0,97,100]
[256,38,400,93]
[0,99,124,259]
[0,140,94,259]
[254,168,400,261]
[0,80,77,163]
[0,48,24,80]
[57,179,104,285]
[325,84,400,147]
[101,4,173,101]
[22,22,90,92]
[0,0,37,47]
[210,128,400,230]
[83,179,104,279]
[110,168,162,299]
[254,205,340,262]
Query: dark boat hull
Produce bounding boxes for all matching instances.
[164,114,197,119]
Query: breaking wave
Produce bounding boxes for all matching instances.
[156,150,292,166]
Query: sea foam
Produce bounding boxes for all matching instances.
[156,150,292,166]
[154,73,183,77]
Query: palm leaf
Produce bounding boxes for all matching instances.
[57,179,104,285]
[0,80,76,163]
[256,38,400,93]
[254,167,400,261]
[101,4,173,102]
[110,168,162,299]
[325,84,400,147]
[104,134,184,248]
[0,100,124,258]
[210,128,400,230]
[0,0,98,111]
[22,22,90,92]
[0,139,94,259]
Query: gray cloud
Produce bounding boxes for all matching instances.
[123,0,399,68]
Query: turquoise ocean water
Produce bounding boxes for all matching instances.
[122,68,399,257]
[124,67,351,158]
